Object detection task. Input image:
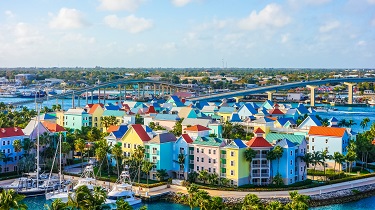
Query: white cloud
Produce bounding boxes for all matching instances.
[281,33,290,43]
[104,15,153,33]
[238,4,291,30]
[171,0,193,7]
[305,0,331,5]
[127,43,147,53]
[98,0,144,12]
[357,40,366,46]
[49,8,89,30]
[14,22,44,45]
[5,10,15,18]
[162,42,177,51]
[319,20,340,33]
[368,0,375,4]
[62,33,96,44]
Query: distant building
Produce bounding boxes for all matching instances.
[287,93,304,101]
[15,74,36,83]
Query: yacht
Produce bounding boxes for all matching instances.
[46,163,97,202]
[104,166,142,208]
[368,98,375,106]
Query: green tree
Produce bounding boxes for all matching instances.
[360,117,370,131]
[74,138,86,172]
[285,191,310,210]
[187,184,199,210]
[101,116,117,130]
[272,146,284,174]
[116,198,133,210]
[198,170,209,184]
[13,139,22,174]
[321,150,332,180]
[21,138,33,156]
[174,153,186,179]
[333,152,345,176]
[266,201,285,210]
[132,146,145,183]
[0,189,27,210]
[244,148,257,184]
[111,143,124,176]
[345,142,357,173]
[44,198,68,210]
[156,169,169,181]
[141,160,154,185]
[242,194,264,210]
[171,118,183,136]
[311,151,323,180]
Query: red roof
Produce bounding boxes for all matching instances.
[85,104,94,108]
[181,134,193,143]
[184,125,211,131]
[107,125,119,133]
[88,104,103,114]
[268,109,284,115]
[42,122,66,132]
[146,106,157,114]
[254,127,265,134]
[122,104,131,111]
[0,127,25,138]
[131,124,151,141]
[246,137,272,148]
[308,126,346,137]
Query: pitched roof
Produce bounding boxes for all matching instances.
[277,118,296,126]
[181,134,193,144]
[184,125,211,131]
[113,125,129,139]
[88,104,103,114]
[107,125,119,133]
[329,117,339,122]
[182,118,211,126]
[65,108,88,115]
[146,105,157,114]
[268,108,284,115]
[41,122,66,132]
[308,126,347,137]
[218,107,235,113]
[148,133,177,144]
[103,110,126,117]
[131,124,151,141]
[38,113,57,120]
[254,127,265,134]
[0,127,25,138]
[274,138,296,148]
[241,103,258,115]
[265,133,305,145]
[154,114,180,121]
[229,113,242,122]
[192,136,224,147]
[246,137,272,148]
[225,139,247,149]
[297,104,310,114]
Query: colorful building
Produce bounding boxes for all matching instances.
[173,134,194,179]
[0,127,27,173]
[121,124,152,157]
[222,139,249,186]
[88,104,104,131]
[63,108,92,130]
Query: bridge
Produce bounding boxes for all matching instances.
[9,77,375,107]
[10,79,197,107]
[188,78,375,105]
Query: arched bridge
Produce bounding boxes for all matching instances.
[10,79,197,106]
[188,78,375,102]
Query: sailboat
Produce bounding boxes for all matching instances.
[103,165,142,209]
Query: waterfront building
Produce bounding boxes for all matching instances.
[189,136,227,176]
[173,134,194,179]
[63,108,92,130]
[222,139,249,186]
[298,116,322,130]
[0,127,27,173]
[88,104,104,131]
[267,103,285,119]
[121,124,153,157]
[145,133,177,179]
[308,126,350,170]
[246,128,272,185]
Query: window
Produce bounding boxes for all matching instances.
[326,139,328,144]
[213,159,216,164]
[312,146,315,151]
[290,151,293,156]
[196,166,199,171]
[290,179,293,183]
[201,148,204,153]
[213,150,216,155]
[14,156,17,161]
[231,151,235,157]
[127,143,131,148]
[311,138,314,143]
[2,141,4,146]
[208,158,211,163]
[201,158,204,162]
[134,144,137,149]
[230,170,234,176]
[7,141,10,145]
[201,167,204,171]
[325,147,328,152]
[300,149,303,153]
[213,168,216,173]
[290,160,293,165]
[196,148,199,153]
[196,157,199,162]
[209,149,211,154]
[208,168,211,173]
[301,167,303,172]
[7,149,10,153]
[231,161,234,166]
[290,170,293,174]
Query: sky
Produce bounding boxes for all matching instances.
[0,0,374,68]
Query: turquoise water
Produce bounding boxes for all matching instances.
[23,195,375,209]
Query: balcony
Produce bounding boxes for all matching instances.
[220,154,226,159]
[145,149,150,153]
[189,150,194,155]
[261,164,269,168]
[152,150,158,155]
[220,173,226,177]
[252,173,261,177]
[189,160,194,164]
[255,154,261,158]
[152,159,158,164]
[151,168,157,172]
[261,173,269,177]
[221,164,226,168]
[252,164,260,168]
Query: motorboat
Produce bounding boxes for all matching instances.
[104,166,142,208]
[368,98,375,106]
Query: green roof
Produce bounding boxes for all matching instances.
[265,133,305,145]
[192,136,224,147]
[102,110,126,117]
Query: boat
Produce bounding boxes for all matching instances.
[330,101,335,106]
[20,90,47,98]
[104,166,142,209]
[314,107,328,112]
[0,90,21,98]
[368,98,375,106]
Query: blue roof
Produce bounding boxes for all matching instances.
[329,117,339,122]
[232,102,242,108]
[218,106,235,113]
[112,125,129,138]
[248,102,260,110]
[229,113,242,122]
[168,95,185,107]
[195,101,210,110]
[233,139,247,148]
[242,103,258,115]
[306,115,322,126]
[262,100,274,109]
[277,118,296,126]
[274,138,296,148]
[134,102,148,108]
[40,113,57,120]
[144,125,153,133]
[297,104,309,115]
[105,105,120,111]
[154,114,180,121]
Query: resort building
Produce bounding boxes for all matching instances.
[222,139,249,186]
[0,127,27,173]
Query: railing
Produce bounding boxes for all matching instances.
[252,173,261,177]
[220,173,226,177]
[221,154,226,159]
[255,154,261,158]
[152,159,158,164]
[189,150,194,155]
[221,164,226,168]
[252,164,260,168]
[261,173,269,177]
[145,149,150,153]
[261,164,269,168]
[189,160,194,164]
[152,150,158,155]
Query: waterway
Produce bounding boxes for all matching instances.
[22,195,375,209]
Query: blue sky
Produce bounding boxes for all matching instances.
[0,0,374,68]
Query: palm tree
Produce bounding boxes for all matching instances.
[219,177,230,187]
[111,143,123,175]
[272,146,284,174]
[242,194,263,210]
[116,198,133,210]
[347,119,357,128]
[91,186,107,208]
[0,189,27,210]
[244,148,257,184]
[302,152,313,178]
[1,153,13,173]
[101,116,118,131]
[95,144,107,177]
[133,146,145,183]
[198,170,209,184]
[333,152,345,176]
[74,138,86,172]
[311,151,322,181]
[187,184,199,210]
[285,191,310,210]
[141,160,154,185]
[39,132,51,146]
[174,153,186,179]
[266,201,284,210]
[360,118,370,131]
[266,150,276,180]
[196,189,211,210]
[156,169,169,181]
[61,142,71,165]
[321,150,332,181]
[44,198,68,210]
[13,139,22,173]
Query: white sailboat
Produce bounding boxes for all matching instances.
[104,165,142,209]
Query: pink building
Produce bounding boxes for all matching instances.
[183,125,211,140]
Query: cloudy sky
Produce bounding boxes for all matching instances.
[0,0,374,68]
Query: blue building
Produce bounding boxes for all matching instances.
[173,134,194,179]
[0,127,27,173]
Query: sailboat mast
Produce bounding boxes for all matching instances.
[36,102,40,189]
[59,134,62,184]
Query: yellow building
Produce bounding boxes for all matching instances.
[121,124,151,157]
[217,107,235,122]
[222,139,250,186]
[88,104,104,131]
[55,111,64,127]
